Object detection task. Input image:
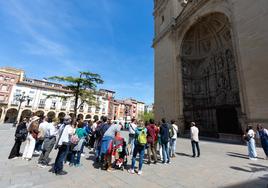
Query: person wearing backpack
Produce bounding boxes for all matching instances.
[128,118,137,155]
[128,122,147,175]
[160,118,171,164]
[51,115,74,176]
[8,118,28,159]
[146,119,157,164]
[70,121,87,167]
[169,120,178,158]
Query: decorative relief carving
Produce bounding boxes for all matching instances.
[181,13,241,132]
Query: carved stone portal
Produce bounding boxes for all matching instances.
[181,13,242,136]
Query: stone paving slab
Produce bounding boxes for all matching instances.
[0,125,268,188]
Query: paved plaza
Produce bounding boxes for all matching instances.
[0,124,267,188]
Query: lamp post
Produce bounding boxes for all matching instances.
[124,105,129,123]
[13,91,31,127]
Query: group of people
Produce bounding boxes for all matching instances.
[7,112,268,177]
[8,113,193,176]
[244,124,268,160]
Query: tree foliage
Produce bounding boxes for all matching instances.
[140,111,154,123]
[47,71,103,120]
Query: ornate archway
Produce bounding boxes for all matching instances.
[58,112,66,119]
[35,110,44,117]
[4,108,18,123]
[47,111,56,120]
[85,114,91,119]
[181,13,242,136]
[77,114,84,120]
[20,109,32,122]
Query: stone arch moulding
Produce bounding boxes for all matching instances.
[176,7,248,118]
[179,12,244,136]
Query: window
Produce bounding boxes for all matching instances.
[39,99,46,108]
[161,15,165,24]
[1,85,8,91]
[0,95,5,101]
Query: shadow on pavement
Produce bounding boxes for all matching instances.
[227,152,264,160]
[176,152,192,157]
[230,163,268,173]
[221,174,268,188]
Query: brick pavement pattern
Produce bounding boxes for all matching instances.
[0,124,267,188]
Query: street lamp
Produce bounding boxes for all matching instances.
[13,91,31,127]
[125,105,129,123]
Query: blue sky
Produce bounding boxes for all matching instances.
[0,0,154,104]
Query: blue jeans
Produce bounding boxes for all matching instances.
[169,138,176,156]
[128,134,135,155]
[35,139,44,152]
[131,144,145,171]
[162,142,170,162]
[70,150,82,165]
[54,144,69,173]
[191,141,200,157]
[247,138,257,158]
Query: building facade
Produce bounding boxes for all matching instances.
[153,0,268,138]
[0,68,113,123]
[0,67,145,124]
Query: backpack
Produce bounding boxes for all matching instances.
[161,124,170,144]
[71,134,80,145]
[169,124,175,138]
[137,128,147,146]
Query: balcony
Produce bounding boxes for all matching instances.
[50,106,56,110]
[38,104,45,109]
[61,107,67,111]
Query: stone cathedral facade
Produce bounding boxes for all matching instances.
[153,0,268,138]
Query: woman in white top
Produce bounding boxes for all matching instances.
[246,125,257,160]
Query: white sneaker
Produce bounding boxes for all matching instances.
[249,157,257,161]
[138,171,142,175]
[81,153,85,157]
[128,169,135,174]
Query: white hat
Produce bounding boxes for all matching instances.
[31,116,40,122]
[64,115,72,120]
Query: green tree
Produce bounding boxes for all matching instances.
[47,71,103,120]
[141,111,154,123]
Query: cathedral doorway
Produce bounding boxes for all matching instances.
[180,13,242,136]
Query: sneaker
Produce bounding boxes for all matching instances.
[249,157,257,161]
[167,160,171,164]
[128,169,135,174]
[25,158,31,161]
[39,164,48,168]
[11,157,18,160]
[55,171,68,176]
[81,153,85,157]
[138,171,142,175]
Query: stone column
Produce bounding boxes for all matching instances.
[0,107,6,123]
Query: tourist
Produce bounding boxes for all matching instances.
[190,122,200,158]
[245,125,257,160]
[128,122,147,175]
[94,118,110,162]
[51,115,74,175]
[100,118,121,171]
[34,116,48,155]
[8,118,28,159]
[38,118,58,167]
[156,122,162,161]
[22,119,40,161]
[256,124,268,160]
[160,118,171,164]
[170,120,178,158]
[146,119,158,164]
[70,121,87,167]
[128,118,137,155]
